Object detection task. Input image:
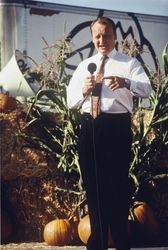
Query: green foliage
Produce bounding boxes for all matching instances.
[129,43,168,200]
[19,38,83,198]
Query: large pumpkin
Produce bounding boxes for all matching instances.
[129,201,160,235]
[78,214,114,247]
[0,93,17,113]
[43,219,72,246]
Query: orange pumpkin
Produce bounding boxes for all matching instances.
[0,93,17,113]
[129,201,160,235]
[43,219,72,246]
[78,214,114,247]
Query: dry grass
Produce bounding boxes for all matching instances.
[0,108,48,180]
[1,105,83,242]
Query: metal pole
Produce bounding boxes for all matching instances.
[0,2,27,69]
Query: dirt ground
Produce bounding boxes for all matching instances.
[1,243,85,250]
[1,243,168,250]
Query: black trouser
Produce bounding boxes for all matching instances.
[78,112,133,250]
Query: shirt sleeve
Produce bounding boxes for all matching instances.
[129,58,152,98]
[66,62,86,109]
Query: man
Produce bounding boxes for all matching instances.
[67,17,152,250]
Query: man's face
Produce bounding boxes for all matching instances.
[91,22,116,55]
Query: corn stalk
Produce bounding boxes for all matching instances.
[129,43,168,200]
[18,37,84,199]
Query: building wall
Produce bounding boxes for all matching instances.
[1,2,168,73]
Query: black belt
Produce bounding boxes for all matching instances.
[82,112,130,118]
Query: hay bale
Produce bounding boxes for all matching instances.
[0,109,48,180]
[1,107,82,242]
[2,176,80,242]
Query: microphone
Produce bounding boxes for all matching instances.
[87,63,101,96]
[88,63,97,75]
[80,63,97,106]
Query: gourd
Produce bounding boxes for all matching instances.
[129,201,160,235]
[43,219,72,246]
[77,214,114,247]
[0,93,17,113]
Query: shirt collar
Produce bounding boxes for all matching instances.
[108,48,117,58]
[97,48,117,60]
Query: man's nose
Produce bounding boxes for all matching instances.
[99,36,106,43]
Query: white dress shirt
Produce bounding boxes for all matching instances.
[67,49,152,114]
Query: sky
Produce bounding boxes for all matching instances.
[36,0,168,17]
